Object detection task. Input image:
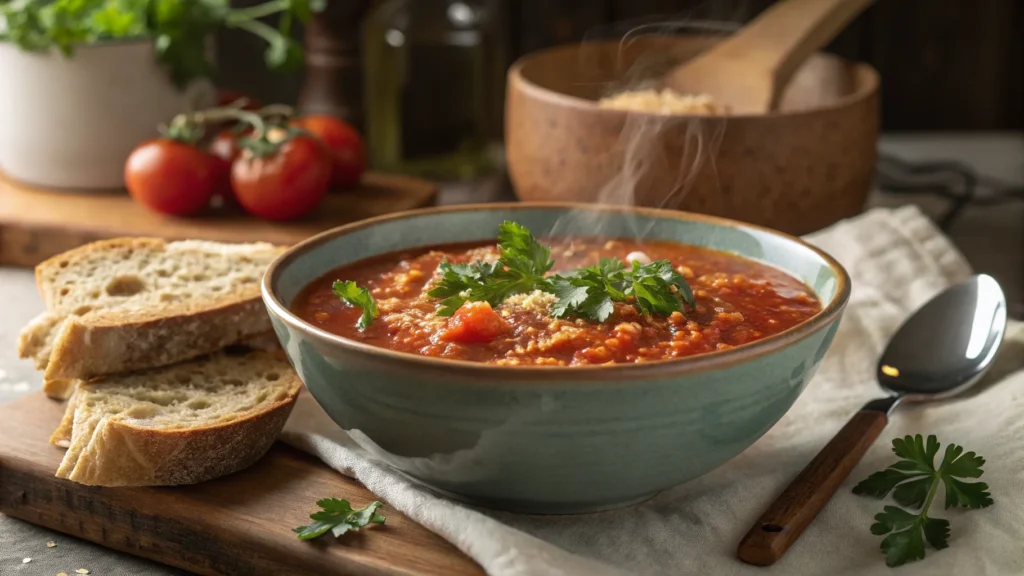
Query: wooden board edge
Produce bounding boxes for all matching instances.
[0,446,421,576]
[0,222,112,268]
[0,392,483,576]
[0,171,440,268]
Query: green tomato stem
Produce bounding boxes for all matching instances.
[257,103,295,119]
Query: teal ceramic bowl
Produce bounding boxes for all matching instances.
[262,203,850,514]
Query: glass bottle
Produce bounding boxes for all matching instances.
[362,0,505,181]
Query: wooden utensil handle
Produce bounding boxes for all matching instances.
[719,0,874,103]
[737,409,888,566]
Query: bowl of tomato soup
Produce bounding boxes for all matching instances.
[263,203,850,513]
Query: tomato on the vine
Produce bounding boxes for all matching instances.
[230,133,332,221]
[125,139,220,217]
[216,89,262,110]
[208,128,248,200]
[209,128,247,165]
[292,115,366,189]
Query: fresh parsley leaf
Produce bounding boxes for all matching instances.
[496,221,554,280]
[871,506,928,567]
[937,443,992,509]
[426,221,553,315]
[853,435,993,567]
[549,257,694,322]
[920,515,951,551]
[424,221,696,323]
[332,280,379,330]
[427,260,500,316]
[548,260,624,323]
[550,281,590,318]
[293,498,385,541]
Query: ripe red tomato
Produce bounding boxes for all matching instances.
[209,129,246,165]
[208,129,246,199]
[230,135,332,221]
[125,139,219,217]
[441,302,507,344]
[293,115,366,189]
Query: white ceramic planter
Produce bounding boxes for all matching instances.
[0,39,214,190]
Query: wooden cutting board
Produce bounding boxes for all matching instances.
[0,172,437,268]
[0,391,483,576]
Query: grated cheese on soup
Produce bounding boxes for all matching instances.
[501,290,558,314]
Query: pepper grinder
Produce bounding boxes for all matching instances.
[297,0,373,129]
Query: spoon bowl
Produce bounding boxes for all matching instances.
[878,274,1007,401]
[738,274,1008,566]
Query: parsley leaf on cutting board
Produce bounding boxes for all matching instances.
[293,498,386,541]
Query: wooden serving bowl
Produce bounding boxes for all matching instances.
[505,35,879,236]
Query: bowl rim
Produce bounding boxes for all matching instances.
[263,202,851,382]
[508,35,881,121]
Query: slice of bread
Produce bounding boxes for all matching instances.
[53,349,302,486]
[48,335,285,449]
[16,237,285,399]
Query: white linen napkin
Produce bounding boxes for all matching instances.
[281,205,1024,576]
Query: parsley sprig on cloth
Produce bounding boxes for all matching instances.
[853,434,994,567]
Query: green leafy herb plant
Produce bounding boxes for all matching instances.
[0,0,326,87]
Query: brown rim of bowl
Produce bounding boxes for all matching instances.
[263,202,851,382]
[508,38,880,121]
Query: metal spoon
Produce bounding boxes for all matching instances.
[737,274,1008,566]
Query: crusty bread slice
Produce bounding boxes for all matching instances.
[17,311,64,370]
[48,336,285,448]
[16,237,285,399]
[50,386,80,448]
[53,349,301,486]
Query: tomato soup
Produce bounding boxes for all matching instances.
[291,236,822,366]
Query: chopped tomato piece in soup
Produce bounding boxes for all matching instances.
[441,301,507,344]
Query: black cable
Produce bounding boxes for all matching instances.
[876,152,1024,230]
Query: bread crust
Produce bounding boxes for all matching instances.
[22,236,285,396]
[43,291,272,382]
[16,311,63,369]
[55,373,302,486]
[25,237,300,487]
[49,385,80,447]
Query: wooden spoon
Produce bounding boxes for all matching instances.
[662,0,874,114]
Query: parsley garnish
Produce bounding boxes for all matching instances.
[426,221,695,322]
[426,261,500,316]
[852,435,994,567]
[293,498,385,541]
[426,221,554,316]
[332,280,379,330]
[548,258,695,322]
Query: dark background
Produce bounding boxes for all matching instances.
[216,0,1023,132]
